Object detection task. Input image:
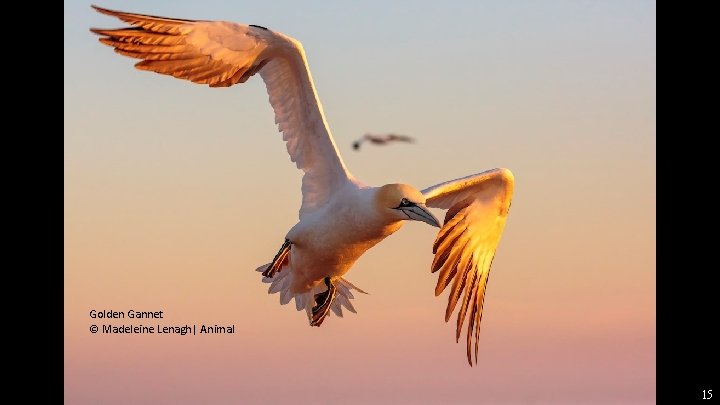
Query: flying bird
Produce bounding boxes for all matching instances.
[352,133,415,150]
[90,5,515,366]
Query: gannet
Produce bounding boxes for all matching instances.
[90,5,515,365]
[352,133,415,150]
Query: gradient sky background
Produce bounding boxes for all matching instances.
[65,1,656,403]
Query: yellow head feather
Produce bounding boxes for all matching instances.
[376,184,426,209]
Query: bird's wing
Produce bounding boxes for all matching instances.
[363,133,414,144]
[362,134,383,142]
[421,168,514,365]
[90,6,351,218]
[387,134,415,142]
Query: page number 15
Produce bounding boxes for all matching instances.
[704,390,713,399]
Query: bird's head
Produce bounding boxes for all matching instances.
[376,184,441,228]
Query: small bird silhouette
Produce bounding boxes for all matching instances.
[352,133,415,150]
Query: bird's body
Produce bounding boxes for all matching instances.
[91,5,515,365]
[283,182,401,292]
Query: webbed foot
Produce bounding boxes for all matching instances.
[310,277,336,327]
[262,239,291,278]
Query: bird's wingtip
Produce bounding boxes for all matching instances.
[91,5,119,17]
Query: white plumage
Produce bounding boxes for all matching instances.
[91,5,515,366]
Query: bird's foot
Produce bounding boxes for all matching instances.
[262,239,291,278]
[310,277,336,327]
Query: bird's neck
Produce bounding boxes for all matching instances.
[339,186,404,238]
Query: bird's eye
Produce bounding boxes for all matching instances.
[401,198,409,206]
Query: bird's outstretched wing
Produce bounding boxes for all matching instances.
[384,133,415,143]
[421,168,514,365]
[90,5,351,218]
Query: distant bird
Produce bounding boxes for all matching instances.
[352,133,415,150]
[91,5,515,366]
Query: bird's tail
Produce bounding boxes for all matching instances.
[256,264,368,324]
[318,277,368,322]
[257,263,300,307]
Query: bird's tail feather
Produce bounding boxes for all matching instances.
[309,277,368,323]
[257,263,367,325]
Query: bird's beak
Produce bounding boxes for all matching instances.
[399,203,441,228]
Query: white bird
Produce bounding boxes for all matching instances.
[352,133,415,150]
[90,5,515,365]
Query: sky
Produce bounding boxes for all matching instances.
[65,1,656,404]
